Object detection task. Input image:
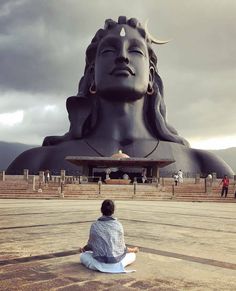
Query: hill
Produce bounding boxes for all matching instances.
[0,141,38,170]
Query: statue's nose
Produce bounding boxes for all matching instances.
[115,47,129,64]
[115,55,129,64]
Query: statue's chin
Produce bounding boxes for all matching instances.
[97,88,145,102]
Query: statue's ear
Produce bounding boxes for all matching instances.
[147,66,155,95]
[149,66,155,85]
[78,65,95,96]
[66,96,93,138]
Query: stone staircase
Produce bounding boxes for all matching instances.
[170,180,236,202]
[63,183,100,199]
[0,179,59,199]
[62,183,172,200]
[0,176,235,202]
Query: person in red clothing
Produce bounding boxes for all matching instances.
[220,175,230,198]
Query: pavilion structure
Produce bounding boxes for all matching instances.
[65,150,175,183]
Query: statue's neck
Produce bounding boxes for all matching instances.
[90,97,153,143]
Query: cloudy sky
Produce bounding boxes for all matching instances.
[0,0,235,149]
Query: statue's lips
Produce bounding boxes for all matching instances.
[110,66,135,76]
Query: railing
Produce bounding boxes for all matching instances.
[3,167,235,179]
[1,171,236,200]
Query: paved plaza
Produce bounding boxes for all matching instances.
[0,199,235,290]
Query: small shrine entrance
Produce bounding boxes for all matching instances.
[65,155,175,183]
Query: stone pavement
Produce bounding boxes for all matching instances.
[0,199,235,290]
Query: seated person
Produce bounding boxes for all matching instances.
[79,199,139,273]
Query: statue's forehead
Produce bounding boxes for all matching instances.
[99,25,147,47]
[104,24,143,39]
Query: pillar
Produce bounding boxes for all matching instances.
[195,173,200,184]
[24,169,29,181]
[152,165,160,183]
[133,178,137,196]
[212,172,217,182]
[205,176,212,193]
[98,178,102,195]
[28,175,36,191]
[161,177,165,187]
[39,171,44,189]
[82,166,89,177]
[59,182,65,198]
[60,170,66,183]
[0,171,5,181]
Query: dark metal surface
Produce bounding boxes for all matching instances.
[6,17,234,177]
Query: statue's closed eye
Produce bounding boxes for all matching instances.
[100,47,116,54]
[129,47,144,56]
[129,48,144,56]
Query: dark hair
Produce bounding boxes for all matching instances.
[43,16,189,147]
[101,199,115,216]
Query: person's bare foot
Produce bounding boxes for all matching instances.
[128,246,139,253]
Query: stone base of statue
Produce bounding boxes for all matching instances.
[105,179,131,185]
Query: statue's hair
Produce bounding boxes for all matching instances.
[43,16,189,147]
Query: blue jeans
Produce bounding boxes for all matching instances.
[221,186,228,197]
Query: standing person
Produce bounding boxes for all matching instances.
[45,170,50,183]
[141,169,147,183]
[173,173,178,186]
[79,199,139,273]
[105,168,111,180]
[219,175,230,198]
[177,169,183,183]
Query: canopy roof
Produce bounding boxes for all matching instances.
[65,156,175,168]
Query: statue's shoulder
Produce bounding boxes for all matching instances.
[12,146,49,162]
[193,148,234,176]
[6,146,50,174]
[7,139,92,175]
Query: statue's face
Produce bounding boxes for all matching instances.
[95,25,150,101]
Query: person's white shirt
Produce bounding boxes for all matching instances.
[177,170,183,183]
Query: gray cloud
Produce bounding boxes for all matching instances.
[0,0,235,147]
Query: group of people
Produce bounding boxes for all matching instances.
[172,171,235,198]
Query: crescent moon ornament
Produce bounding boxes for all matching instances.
[144,19,170,45]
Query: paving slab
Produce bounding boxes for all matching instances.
[0,199,235,290]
